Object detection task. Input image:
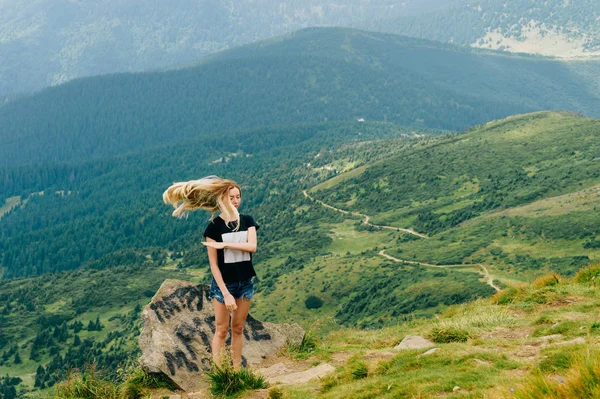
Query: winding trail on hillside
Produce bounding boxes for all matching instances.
[302,190,429,239]
[379,250,501,293]
[302,188,501,292]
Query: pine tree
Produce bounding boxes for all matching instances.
[94,316,102,331]
[6,385,17,399]
[13,351,21,364]
[29,345,40,361]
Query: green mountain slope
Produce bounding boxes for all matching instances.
[307,111,600,289]
[313,111,600,233]
[2,28,600,167]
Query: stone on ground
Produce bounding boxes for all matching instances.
[417,348,440,357]
[394,335,435,350]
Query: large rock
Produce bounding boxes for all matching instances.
[138,279,304,392]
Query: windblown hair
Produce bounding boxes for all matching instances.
[162,176,241,230]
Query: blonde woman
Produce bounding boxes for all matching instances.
[162,176,259,369]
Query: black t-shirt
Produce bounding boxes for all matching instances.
[203,214,259,283]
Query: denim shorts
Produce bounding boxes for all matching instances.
[209,277,255,304]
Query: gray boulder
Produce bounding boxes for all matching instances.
[138,279,304,392]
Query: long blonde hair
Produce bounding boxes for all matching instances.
[162,176,241,230]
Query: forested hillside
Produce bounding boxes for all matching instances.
[0,0,456,95]
[0,121,409,280]
[366,0,600,57]
[2,28,600,168]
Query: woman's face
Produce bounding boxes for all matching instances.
[229,187,241,209]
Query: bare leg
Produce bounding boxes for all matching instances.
[212,298,231,365]
[231,297,251,369]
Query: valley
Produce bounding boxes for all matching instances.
[0,23,599,397]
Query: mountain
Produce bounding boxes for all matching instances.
[0,0,456,96]
[2,27,600,168]
[2,111,600,396]
[367,0,600,58]
[3,0,598,96]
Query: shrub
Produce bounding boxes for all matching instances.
[428,323,471,343]
[532,273,563,289]
[491,287,522,305]
[305,295,324,309]
[349,361,369,380]
[267,387,284,399]
[572,264,600,286]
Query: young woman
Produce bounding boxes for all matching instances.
[162,176,259,369]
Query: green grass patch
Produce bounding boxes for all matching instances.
[514,347,600,399]
[206,360,268,397]
[427,322,472,343]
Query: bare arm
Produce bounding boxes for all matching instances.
[202,227,257,253]
[205,237,230,295]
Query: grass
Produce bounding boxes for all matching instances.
[267,387,285,399]
[120,364,179,398]
[47,360,178,399]
[50,365,121,399]
[320,347,520,398]
[88,264,600,399]
[514,347,600,399]
[304,266,600,398]
[572,264,600,286]
[427,322,472,343]
[309,165,367,192]
[326,220,397,255]
[490,184,600,218]
[205,354,268,398]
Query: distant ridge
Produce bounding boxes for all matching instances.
[1,28,600,167]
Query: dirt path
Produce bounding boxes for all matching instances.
[302,190,428,239]
[303,188,501,292]
[379,250,501,292]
